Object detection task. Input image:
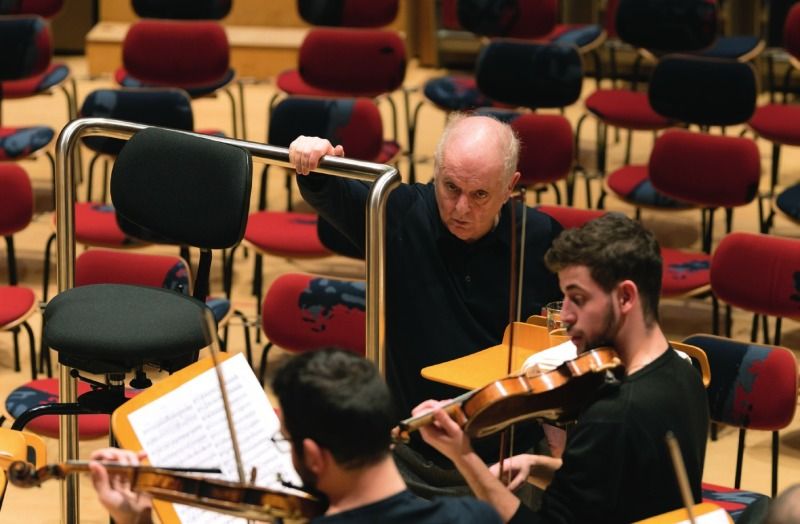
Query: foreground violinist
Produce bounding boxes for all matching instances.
[89,349,501,524]
[414,214,710,523]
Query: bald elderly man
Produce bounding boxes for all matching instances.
[290,114,562,498]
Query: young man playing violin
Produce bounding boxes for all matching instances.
[414,213,710,523]
[89,349,502,524]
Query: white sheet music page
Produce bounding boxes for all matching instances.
[126,353,302,523]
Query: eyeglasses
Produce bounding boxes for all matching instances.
[270,430,292,454]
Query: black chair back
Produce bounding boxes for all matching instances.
[649,55,757,126]
[111,127,252,251]
[616,0,719,53]
[475,41,583,109]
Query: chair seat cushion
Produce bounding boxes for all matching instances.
[749,103,800,146]
[114,68,235,98]
[245,211,330,257]
[69,203,141,247]
[606,165,693,208]
[423,75,493,111]
[5,378,111,439]
[0,286,36,327]
[0,63,69,98]
[776,183,800,222]
[44,284,208,367]
[702,482,770,523]
[276,69,388,99]
[586,90,673,130]
[698,35,762,60]
[661,249,711,297]
[0,126,54,159]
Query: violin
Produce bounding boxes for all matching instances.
[396,347,624,441]
[8,460,325,523]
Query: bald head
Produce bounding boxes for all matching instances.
[432,114,521,243]
[434,114,520,185]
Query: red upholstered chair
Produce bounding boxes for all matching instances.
[609,129,761,253]
[0,164,39,380]
[684,334,798,501]
[602,56,758,215]
[274,27,406,143]
[114,20,238,137]
[0,0,75,121]
[710,232,800,344]
[748,3,800,194]
[258,272,365,383]
[536,205,711,300]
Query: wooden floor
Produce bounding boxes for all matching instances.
[1,55,799,523]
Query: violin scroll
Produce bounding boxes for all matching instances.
[7,460,46,488]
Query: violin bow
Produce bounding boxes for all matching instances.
[498,189,528,484]
[202,307,252,522]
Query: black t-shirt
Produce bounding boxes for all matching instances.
[311,490,502,524]
[510,349,709,523]
[298,176,562,463]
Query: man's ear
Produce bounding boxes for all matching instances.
[509,171,521,192]
[302,438,326,475]
[617,280,637,313]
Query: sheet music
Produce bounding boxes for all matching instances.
[127,353,301,523]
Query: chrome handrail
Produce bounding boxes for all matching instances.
[54,117,400,523]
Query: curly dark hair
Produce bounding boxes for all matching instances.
[544,213,662,324]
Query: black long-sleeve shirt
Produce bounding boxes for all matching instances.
[298,176,562,421]
[510,349,709,523]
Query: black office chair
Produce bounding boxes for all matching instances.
[11,127,252,431]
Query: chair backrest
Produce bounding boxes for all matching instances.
[784,2,800,59]
[131,0,232,19]
[456,0,557,38]
[510,113,574,186]
[269,97,384,161]
[0,164,33,237]
[604,0,621,39]
[262,273,366,355]
[80,88,194,156]
[710,232,800,319]
[75,249,190,293]
[297,0,398,27]
[649,55,758,126]
[121,20,231,87]
[0,0,62,17]
[615,0,719,53]
[475,41,583,109]
[683,334,798,430]
[0,15,52,81]
[297,28,406,94]
[649,130,760,208]
[110,127,252,250]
